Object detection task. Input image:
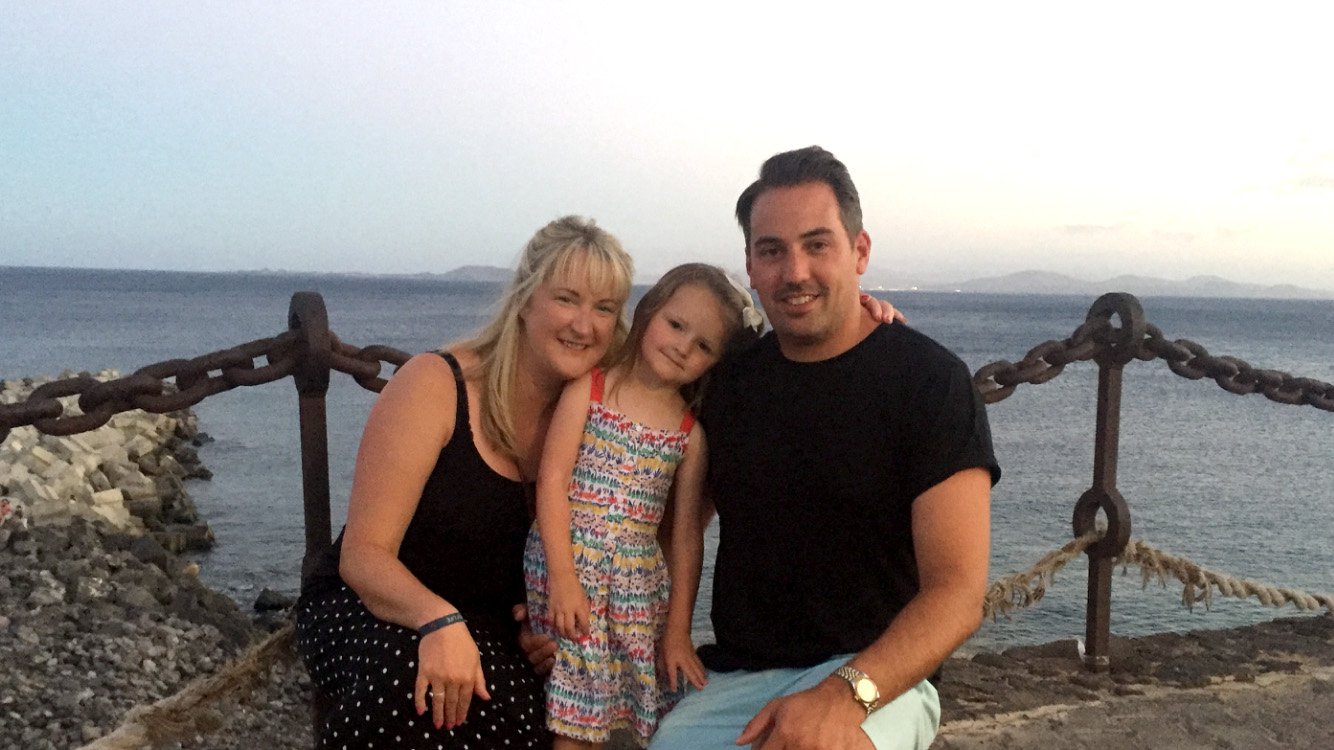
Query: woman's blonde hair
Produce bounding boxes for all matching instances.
[461,216,634,459]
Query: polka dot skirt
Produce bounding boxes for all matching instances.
[296,584,552,749]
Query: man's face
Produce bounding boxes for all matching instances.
[745,181,870,360]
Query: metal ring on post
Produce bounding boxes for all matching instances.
[1072,486,1132,559]
[1086,292,1146,367]
[288,292,331,395]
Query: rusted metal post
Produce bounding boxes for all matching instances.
[287,292,333,580]
[1072,293,1143,671]
[287,292,334,745]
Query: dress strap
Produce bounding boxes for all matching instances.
[589,367,605,403]
[679,409,695,433]
[435,351,469,425]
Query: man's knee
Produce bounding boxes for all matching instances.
[861,679,940,750]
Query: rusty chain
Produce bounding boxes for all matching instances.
[5,300,1329,445]
[0,331,411,441]
[972,318,1111,402]
[328,333,412,392]
[973,319,1334,412]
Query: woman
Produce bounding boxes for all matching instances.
[295,215,635,749]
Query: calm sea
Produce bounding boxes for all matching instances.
[3,266,1332,652]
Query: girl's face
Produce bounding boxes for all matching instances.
[639,283,729,388]
[519,261,624,385]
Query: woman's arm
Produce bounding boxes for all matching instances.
[337,351,492,730]
[534,374,594,639]
[339,352,462,627]
[660,423,711,690]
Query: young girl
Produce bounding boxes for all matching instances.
[522,263,763,748]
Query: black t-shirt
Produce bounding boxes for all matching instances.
[697,324,1000,671]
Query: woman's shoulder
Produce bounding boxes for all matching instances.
[379,351,464,408]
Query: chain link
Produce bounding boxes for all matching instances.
[973,316,1334,412]
[1,325,413,442]
[7,298,1328,443]
[2,332,297,437]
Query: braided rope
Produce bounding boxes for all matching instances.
[984,534,1334,620]
[983,532,1101,619]
[78,622,295,750]
[1120,539,1334,613]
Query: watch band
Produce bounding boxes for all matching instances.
[833,665,881,714]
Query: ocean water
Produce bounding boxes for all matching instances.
[3,266,1332,652]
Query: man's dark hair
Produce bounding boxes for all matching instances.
[734,146,863,247]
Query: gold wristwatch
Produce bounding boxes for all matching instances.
[833,665,880,715]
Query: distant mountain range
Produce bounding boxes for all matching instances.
[879,270,1332,300]
[437,265,514,283]
[440,265,1332,300]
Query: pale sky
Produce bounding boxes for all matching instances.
[3,1,1333,290]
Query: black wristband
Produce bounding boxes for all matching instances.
[418,612,466,637]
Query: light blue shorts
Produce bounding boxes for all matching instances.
[649,653,940,750]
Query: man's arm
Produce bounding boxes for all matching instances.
[737,466,991,749]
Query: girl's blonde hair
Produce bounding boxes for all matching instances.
[461,216,634,458]
[605,263,762,409]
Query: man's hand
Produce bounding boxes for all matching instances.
[735,678,872,749]
[512,604,557,675]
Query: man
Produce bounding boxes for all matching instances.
[649,146,1000,750]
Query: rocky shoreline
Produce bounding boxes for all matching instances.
[4,373,1331,749]
[0,373,312,749]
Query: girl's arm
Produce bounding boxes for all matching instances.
[535,374,594,640]
[337,351,490,731]
[660,423,711,691]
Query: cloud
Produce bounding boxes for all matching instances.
[1290,174,1334,191]
[1152,229,1198,244]
[1282,149,1334,191]
[1059,224,1126,235]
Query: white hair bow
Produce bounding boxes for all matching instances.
[725,275,765,332]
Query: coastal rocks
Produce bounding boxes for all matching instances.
[0,370,215,552]
[1,371,313,748]
[0,519,312,750]
[934,613,1334,727]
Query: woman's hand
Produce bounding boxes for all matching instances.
[659,631,708,692]
[414,623,491,731]
[860,292,906,325]
[512,604,557,675]
[549,574,592,640]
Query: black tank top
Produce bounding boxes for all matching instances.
[304,352,532,622]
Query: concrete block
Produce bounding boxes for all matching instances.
[119,477,158,502]
[91,488,125,507]
[101,459,138,483]
[88,470,112,492]
[16,476,58,505]
[26,445,60,471]
[98,445,130,468]
[0,461,32,489]
[124,434,155,460]
[40,459,75,482]
[90,503,134,530]
[82,427,118,450]
[68,484,93,506]
[28,496,72,523]
[72,453,101,475]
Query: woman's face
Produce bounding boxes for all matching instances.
[518,261,624,386]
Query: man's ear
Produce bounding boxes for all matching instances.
[854,230,871,275]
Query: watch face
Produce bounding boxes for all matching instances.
[854,678,878,704]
